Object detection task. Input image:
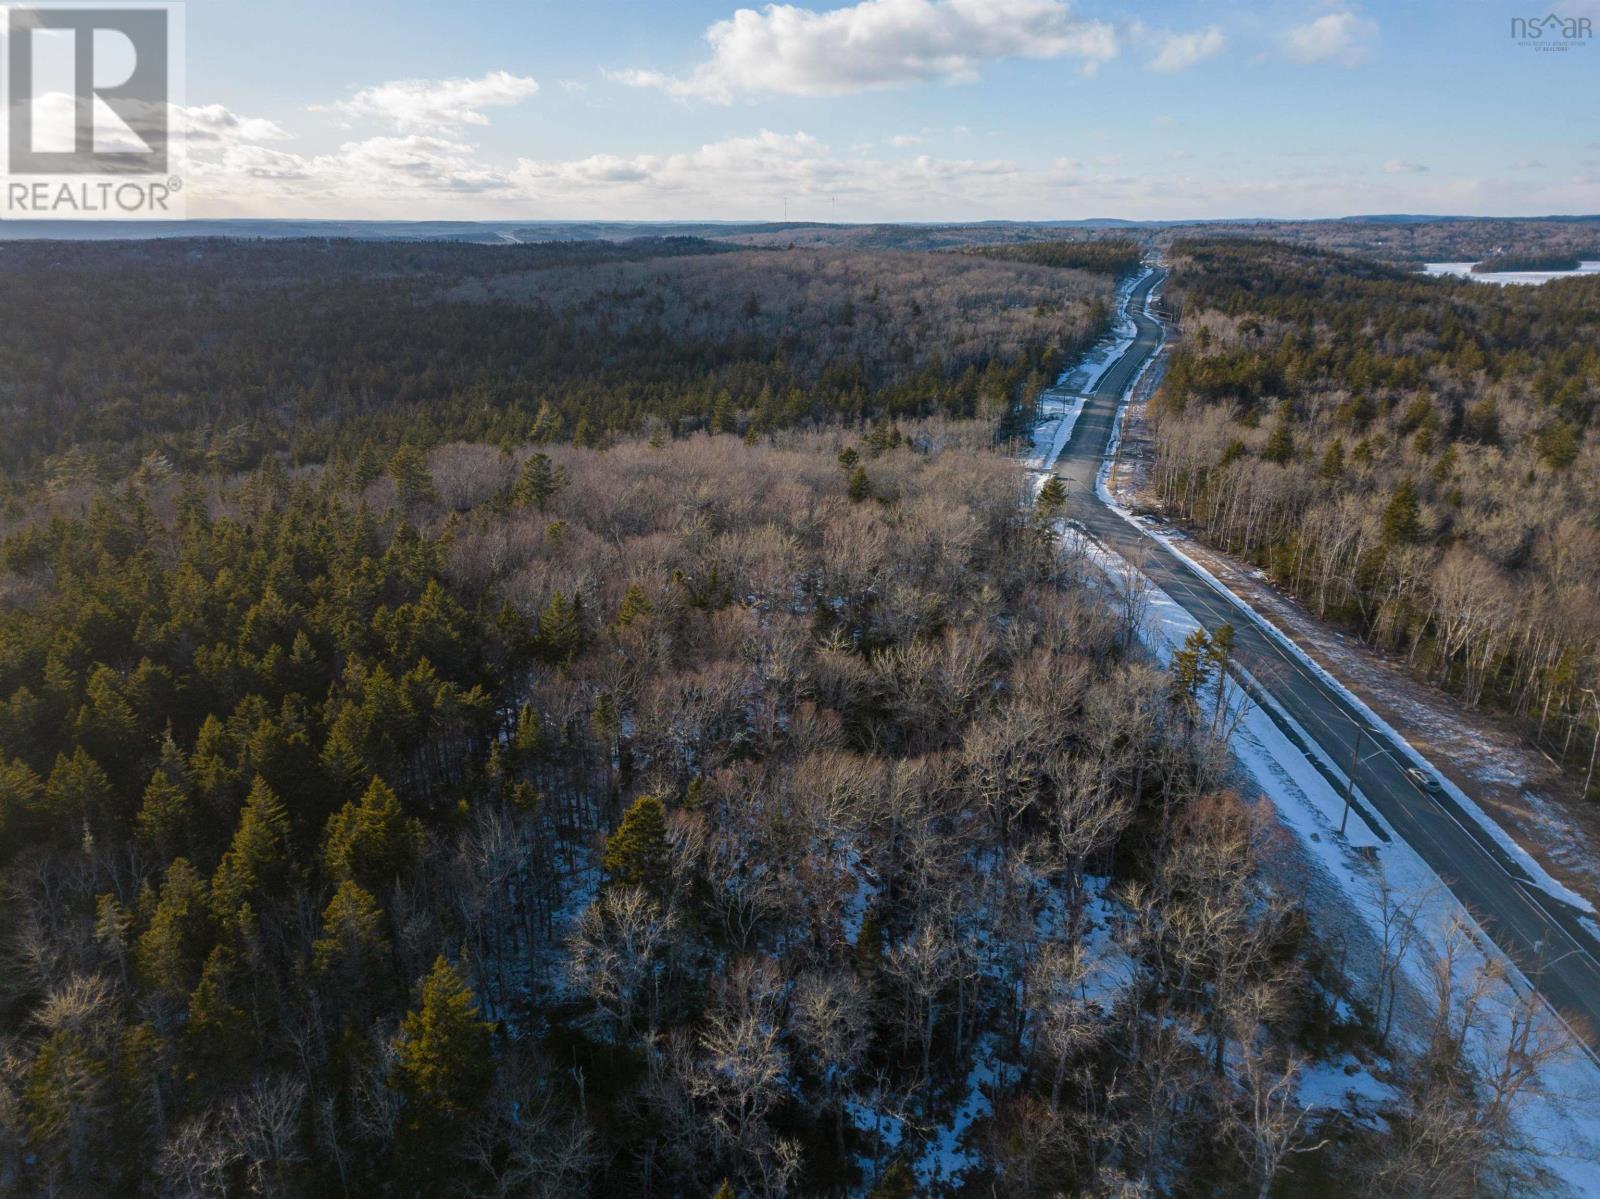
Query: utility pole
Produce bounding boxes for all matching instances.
[1341,724,1365,837]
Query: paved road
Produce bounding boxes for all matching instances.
[1048,266,1600,1058]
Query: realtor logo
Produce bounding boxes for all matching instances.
[2,3,184,215]
[8,6,168,172]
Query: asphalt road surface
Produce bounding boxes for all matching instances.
[1049,266,1600,1059]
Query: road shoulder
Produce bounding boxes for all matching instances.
[1105,369,1600,917]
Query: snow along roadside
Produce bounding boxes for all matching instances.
[1066,526,1600,1196]
[1086,283,1592,918]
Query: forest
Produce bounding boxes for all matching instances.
[1149,237,1600,795]
[0,237,1569,1197]
[0,238,1110,490]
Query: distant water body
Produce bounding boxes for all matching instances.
[1423,261,1600,286]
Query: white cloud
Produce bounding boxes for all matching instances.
[177,104,1596,223]
[1382,158,1428,174]
[1148,27,1225,73]
[177,104,293,144]
[1284,12,1377,66]
[612,0,1117,103]
[1512,158,1544,170]
[316,70,539,131]
[887,133,926,146]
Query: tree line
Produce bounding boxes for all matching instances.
[1150,237,1600,794]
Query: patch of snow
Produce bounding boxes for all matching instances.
[1299,1053,1396,1114]
[1423,261,1600,286]
[1094,415,1593,916]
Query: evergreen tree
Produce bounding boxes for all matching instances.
[137,858,212,996]
[537,590,584,664]
[1537,419,1579,470]
[186,945,248,1081]
[388,445,438,508]
[529,401,560,445]
[135,767,191,853]
[847,466,872,503]
[869,1160,916,1199]
[210,775,290,920]
[614,581,653,629]
[393,956,494,1129]
[855,906,885,985]
[44,747,112,839]
[513,451,566,511]
[1262,421,1296,464]
[1381,479,1422,545]
[1035,475,1068,521]
[323,775,422,890]
[313,879,390,978]
[0,757,44,851]
[1319,437,1345,480]
[1170,627,1214,707]
[602,793,670,898]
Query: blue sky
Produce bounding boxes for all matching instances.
[172,0,1599,220]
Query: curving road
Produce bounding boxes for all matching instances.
[1047,266,1600,1058]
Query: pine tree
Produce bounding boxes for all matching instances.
[512,702,544,761]
[513,451,566,511]
[1035,475,1068,521]
[388,445,438,508]
[313,879,389,977]
[847,465,871,503]
[855,906,885,984]
[137,858,212,996]
[323,775,422,890]
[590,692,620,744]
[614,581,653,629]
[0,757,43,849]
[135,768,191,852]
[186,944,247,1080]
[1262,421,1295,464]
[1381,479,1422,545]
[537,590,584,664]
[1538,420,1579,470]
[602,793,670,897]
[394,956,494,1124]
[44,747,111,838]
[529,401,560,445]
[210,775,290,920]
[1319,437,1345,480]
[1170,627,1214,707]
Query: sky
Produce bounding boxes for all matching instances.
[158,0,1600,220]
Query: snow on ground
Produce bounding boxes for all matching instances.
[1093,396,1593,917]
[1422,261,1600,286]
[914,1039,1013,1190]
[1298,1053,1395,1120]
[1047,274,1600,1190]
[1025,393,1088,474]
[1106,356,1600,911]
[1066,522,1600,1193]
